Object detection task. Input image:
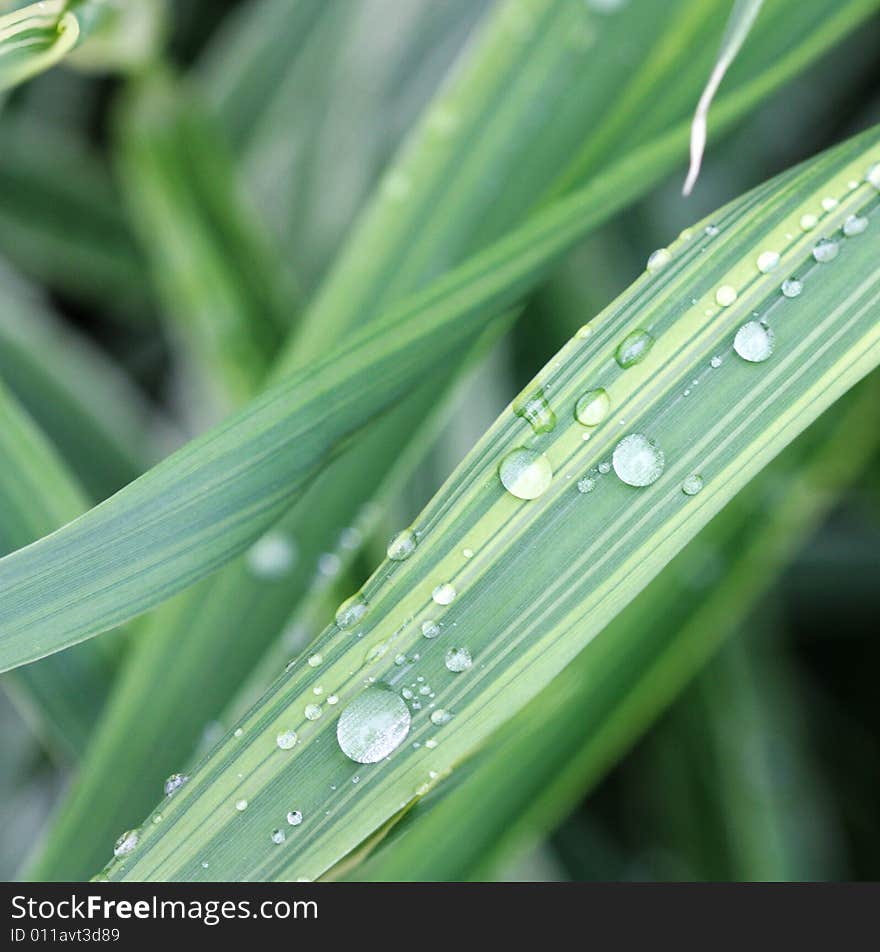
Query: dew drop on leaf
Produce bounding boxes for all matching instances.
[646,248,671,273]
[336,594,367,629]
[113,830,138,858]
[387,529,417,561]
[715,285,737,307]
[164,773,189,797]
[756,250,780,273]
[287,810,303,826]
[734,321,775,363]
[271,829,286,845]
[337,687,411,764]
[781,279,802,298]
[615,329,654,368]
[421,619,441,639]
[513,386,556,433]
[682,474,704,496]
[612,434,665,487]
[812,238,839,263]
[431,709,453,726]
[445,647,473,672]
[574,388,610,427]
[498,448,553,500]
[432,582,456,605]
[276,730,297,750]
[843,215,868,236]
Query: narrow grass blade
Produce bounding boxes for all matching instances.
[351,374,879,881]
[94,132,880,881]
[0,1,79,93]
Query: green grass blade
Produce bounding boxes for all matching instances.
[0,1,80,92]
[94,131,880,881]
[0,380,117,760]
[350,374,879,881]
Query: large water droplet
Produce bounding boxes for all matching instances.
[612,434,665,487]
[812,238,839,263]
[756,250,780,273]
[445,647,473,673]
[781,279,802,298]
[513,386,556,433]
[114,830,139,857]
[246,531,296,579]
[422,619,441,639]
[337,687,411,764]
[336,594,367,629]
[574,388,610,427]
[646,248,671,272]
[733,321,775,362]
[287,810,303,826]
[387,529,416,561]
[164,773,189,797]
[276,730,297,750]
[304,704,322,721]
[432,583,456,605]
[615,329,654,368]
[498,448,553,500]
[843,215,868,236]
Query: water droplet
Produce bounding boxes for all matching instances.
[704,223,719,237]
[715,285,737,307]
[387,529,417,561]
[445,647,473,672]
[327,694,339,705]
[336,594,367,630]
[756,250,780,273]
[821,196,838,211]
[615,329,654,368]
[463,547,474,559]
[113,830,138,858]
[843,214,868,236]
[432,583,456,605]
[307,653,322,667]
[577,476,596,494]
[498,448,553,500]
[612,434,665,487]
[513,386,556,433]
[421,619,441,639]
[164,773,189,797]
[234,728,243,737]
[304,704,322,721]
[287,810,303,826]
[682,474,704,496]
[646,248,671,272]
[152,813,162,824]
[337,687,411,763]
[733,321,775,362]
[800,213,817,231]
[276,730,297,750]
[598,460,611,474]
[781,278,802,298]
[575,323,593,339]
[235,799,248,811]
[710,355,722,368]
[866,163,880,189]
[431,709,453,726]
[246,531,296,579]
[574,388,610,427]
[271,829,286,845]
[812,238,839,263]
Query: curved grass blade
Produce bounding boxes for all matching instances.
[0,1,79,93]
[350,374,880,880]
[95,130,880,881]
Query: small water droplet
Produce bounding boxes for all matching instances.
[866,163,880,189]
[821,196,839,211]
[386,529,416,561]
[615,329,654,368]
[733,321,775,362]
[336,594,367,629]
[234,728,243,737]
[577,476,596,494]
[271,829,286,845]
[287,810,303,826]
[337,687,411,763]
[715,285,737,307]
[445,647,473,672]
[498,448,553,500]
[710,355,722,368]
[463,547,474,559]
[235,798,248,811]
[432,583,456,605]
[800,213,817,231]
[756,250,780,273]
[812,238,839,263]
[513,386,556,433]
[304,704,322,721]
[152,813,162,824]
[575,323,593,339]
[431,709,453,726]
[781,278,802,298]
[246,531,296,579]
[421,619,441,639]
[574,387,610,427]
[276,730,297,750]
[598,460,611,474]
[113,830,138,858]
[646,248,671,272]
[682,474,704,496]
[307,653,322,668]
[327,694,339,705]
[843,214,868,236]
[612,434,665,487]
[164,773,189,797]
[704,223,719,237]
